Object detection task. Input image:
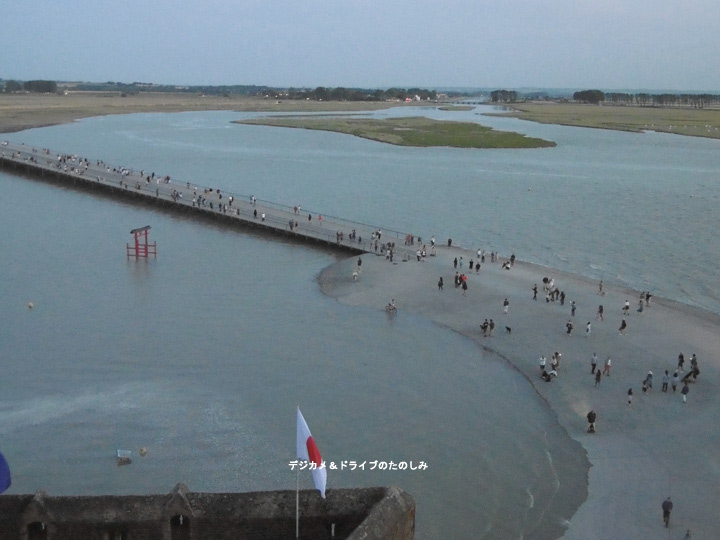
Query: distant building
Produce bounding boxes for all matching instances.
[0,484,415,540]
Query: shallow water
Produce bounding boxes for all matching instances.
[3,106,717,538]
[11,105,719,313]
[0,172,584,539]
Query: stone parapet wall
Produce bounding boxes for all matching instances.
[0,484,414,540]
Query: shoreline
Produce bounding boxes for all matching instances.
[318,245,720,539]
[0,93,426,135]
[489,101,720,140]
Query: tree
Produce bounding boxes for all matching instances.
[4,80,22,93]
[573,90,604,104]
[490,90,517,103]
[23,80,57,93]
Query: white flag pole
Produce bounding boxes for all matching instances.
[296,467,300,538]
[296,404,300,538]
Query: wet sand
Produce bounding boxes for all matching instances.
[0,93,420,134]
[319,245,720,539]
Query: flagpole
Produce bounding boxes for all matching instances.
[295,468,300,538]
[296,404,300,539]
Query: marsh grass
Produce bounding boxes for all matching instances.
[237,115,555,148]
[494,102,720,139]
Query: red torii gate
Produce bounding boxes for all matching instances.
[127,225,157,259]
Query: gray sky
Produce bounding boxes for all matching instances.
[2,0,718,91]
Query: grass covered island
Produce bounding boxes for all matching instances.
[493,102,720,139]
[236,115,556,148]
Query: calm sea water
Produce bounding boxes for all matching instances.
[9,105,719,313]
[2,106,719,539]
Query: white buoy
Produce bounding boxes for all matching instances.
[28,302,34,309]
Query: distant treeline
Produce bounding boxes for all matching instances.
[575,89,720,108]
[1,80,452,101]
[269,87,440,101]
[603,92,720,108]
[3,79,58,93]
[491,88,720,108]
[65,82,273,96]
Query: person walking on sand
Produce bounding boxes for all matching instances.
[594,369,602,387]
[488,319,495,337]
[532,284,538,300]
[571,301,577,316]
[453,257,458,269]
[623,300,630,315]
[551,352,560,372]
[585,322,591,337]
[566,320,574,335]
[662,497,673,527]
[672,371,679,392]
[591,353,598,374]
[503,298,509,314]
[586,410,596,433]
[437,276,443,290]
[681,382,689,403]
[539,355,547,373]
[662,370,670,392]
[603,357,612,376]
[597,304,604,321]
[628,387,633,405]
[598,280,604,295]
[677,353,685,373]
[619,318,627,335]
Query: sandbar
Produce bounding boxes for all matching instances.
[0,93,423,134]
[319,245,720,539]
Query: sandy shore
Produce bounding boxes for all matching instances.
[0,93,421,134]
[319,245,720,539]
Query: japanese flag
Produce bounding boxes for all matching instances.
[296,407,326,498]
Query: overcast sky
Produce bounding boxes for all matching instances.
[2,0,718,91]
